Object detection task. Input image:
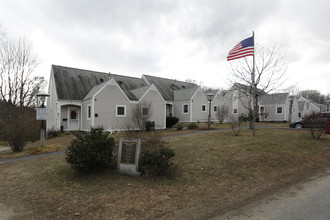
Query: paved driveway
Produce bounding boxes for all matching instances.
[213,170,330,220]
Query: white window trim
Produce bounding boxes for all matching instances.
[201,104,207,112]
[233,108,238,114]
[182,104,189,114]
[276,106,283,114]
[87,105,91,120]
[116,105,126,117]
[213,105,218,112]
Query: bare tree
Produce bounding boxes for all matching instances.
[299,90,326,104]
[0,37,45,107]
[0,101,40,151]
[132,102,153,131]
[217,104,229,124]
[229,115,242,136]
[229,44,287,128]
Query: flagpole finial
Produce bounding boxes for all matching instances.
[252,31,254,37]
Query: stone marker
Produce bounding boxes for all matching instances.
[117,138,141,175]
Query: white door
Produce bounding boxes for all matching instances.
[68,108,79,130]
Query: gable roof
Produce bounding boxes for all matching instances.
[174,86,199,102]
[130,86,151,100]
[52,65,109,100]
[109,73,149,101]
[298,101,305,111]
[231,83,265,96]
[52,65,149,101]
[143,75,197,101]
[83,80,109,101]
[259,93,289,105]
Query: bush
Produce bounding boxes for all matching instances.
[176,123,184,130]
[238,114,249,123]
[0,102,40,152]
[138,146,175,176]
[166,117,179,128]
[303,113,329,139]
[65,127,115,173]
[47,129,62,139]
[188,122,198,129]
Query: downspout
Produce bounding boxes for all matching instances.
[91,97,95,128]
[190,99,193,122]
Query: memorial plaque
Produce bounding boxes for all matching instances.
[120,141,137,164]
[36,108,47,120]
[118,138,141,175]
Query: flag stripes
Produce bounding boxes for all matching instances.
[227,36,254,61]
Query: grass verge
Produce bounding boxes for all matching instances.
[0,128,329,219]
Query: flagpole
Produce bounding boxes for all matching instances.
[252,31,256,136]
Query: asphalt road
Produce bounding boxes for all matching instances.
[213,170,330,220]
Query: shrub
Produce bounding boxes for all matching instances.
[166,117,179,128]
[138,146,175,176]
[176,123,184,130]
[47,129,62,139]
[238,114,249,123]
[303,113,329,139]
[136,130,175,176]
[65,127,115,173]
[0,103,40,152]
[188,122,198,129]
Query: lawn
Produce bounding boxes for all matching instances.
[0,127,329,219]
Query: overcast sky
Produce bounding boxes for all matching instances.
[0,0,329,94]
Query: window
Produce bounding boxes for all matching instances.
[70,110,77,119]
[276,106,283,114]
[183,104,189,114]
[233,108,238,114]
[202,105,206,112]
[298,112,302,118]
[214,106,218,112]
[142,106,149,116]
[116,105,126,117]
[87,105,91,119]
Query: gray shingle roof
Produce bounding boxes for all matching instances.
[174,87,199,102]
[52,65,149,101]
[143,75,197,101]
[83,80,109,101]
[52,65,109,100]
[109,74,149,101]
[259,93,289,105]
[130,86,151,100]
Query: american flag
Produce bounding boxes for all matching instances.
[227,36,254,61]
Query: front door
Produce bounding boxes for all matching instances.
[68,108,79,130]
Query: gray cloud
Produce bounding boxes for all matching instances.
[0,0,329,93]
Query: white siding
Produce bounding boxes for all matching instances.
[191,89,208,122]
[174,101,191,122]
[139,89,166,129]
[94,85,132,131]
[82,101,92,130]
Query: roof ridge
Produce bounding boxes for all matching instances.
[52,64,108,75]
[143,74,197,86]
[110,73,143,80]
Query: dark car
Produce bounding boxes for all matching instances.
[290,113,330,129]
